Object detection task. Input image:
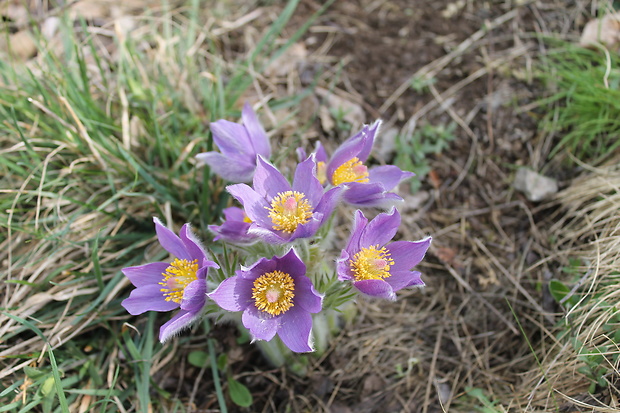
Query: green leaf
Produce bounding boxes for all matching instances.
[217,353,228,371]
[227,377,253,407]
[188,351,209,368]
[24,366,46,380]
[548,279,579,307]
[40,376,56,397]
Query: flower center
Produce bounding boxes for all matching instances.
[252,270,295,316]
[266,191,313,233]
[350,245,394,281]
[160,258,199,303]
[331,157,369,186]
[242,213,252,224]
[316,161,327,185]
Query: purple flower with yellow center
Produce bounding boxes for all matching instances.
[226,155,342,244]
[337,209,431,300]
[121,218,219,342]
[208,206,258,245]
[208,248,322,353]
[300,121,414,208]
[196,103,270,183]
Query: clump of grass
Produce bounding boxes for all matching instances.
[516,158,620,410]
[0,0,319,410]
[538,43,620,163]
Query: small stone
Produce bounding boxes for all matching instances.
[514,168,558,202]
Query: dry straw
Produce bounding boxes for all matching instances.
[518,157,620,411]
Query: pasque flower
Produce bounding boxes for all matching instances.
[122,218,219,342]
[337,209,431,300]
[196,103,271,183]
[227,155,342,244]
[208,248,322,353]
[208,206,258,245]
[300,120,414,208]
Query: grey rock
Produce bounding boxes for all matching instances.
[514,167,558,202]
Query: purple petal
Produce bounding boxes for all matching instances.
[291,275,323,313]
[313,186,343,227]
[314,141,328,164]
[343,182,404,208]
[241,256,278,280]
[179,224,207,263]
[247,225,290,244]
[242,103,270,157]
[226,184,272,228]
[327,132,368,182]
[180,278,206,311]
[336,249,354,281]
[253,156,291,200]
[386,270,424,291]
[343,210,368,254]
[208,276,254,311]
[359,208,400,248]
[368,165,415,191]
[209,221,255,244]
[292,156,323,207]
[387,238,432,272]
[278,305,314,353]
[296,146,307,162]
[355,120,381,162]
[290,218,321,242]
[223,206,246,221]
[353,279,396,300]
[122,284,178,315]
[209,120,253,157]
[276,248,306,279]
[154,217,191,260]
[195,152,255,183]
[122,262,169,287]
[242,306,279,341]
[159,309,200,343]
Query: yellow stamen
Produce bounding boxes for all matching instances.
[252,270,295,316]
[350,245,394,281]
[159,258,199,303]
[266,191,313,233]
[331,157,369,186]
[242,214,252,224]
[316,161,327,185]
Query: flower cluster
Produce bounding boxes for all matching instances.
[122,104,431,353]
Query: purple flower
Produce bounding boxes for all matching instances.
[208,206,258,245]
[121,217,219,342]
[301,121,414,208]
[227,155,342,244]
[337,209,431,300]
[196,103,271,183]
[208,248,322,353]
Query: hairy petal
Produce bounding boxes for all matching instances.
[278,306,314,353]
[159,309,201,343]
[386,270,424,291]
[359,208,400,248]
[122,262,169,287]
[242,103,270,157]
[122,284,178,315]
[368,165,415,191]
[195,152,255,183]
[209,276,254,311]
[387,238,432,272]
[154,217,191,260]
[242,306,279,342]
[353,279,396,300]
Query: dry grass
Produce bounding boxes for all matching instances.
[517,159,620,411]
